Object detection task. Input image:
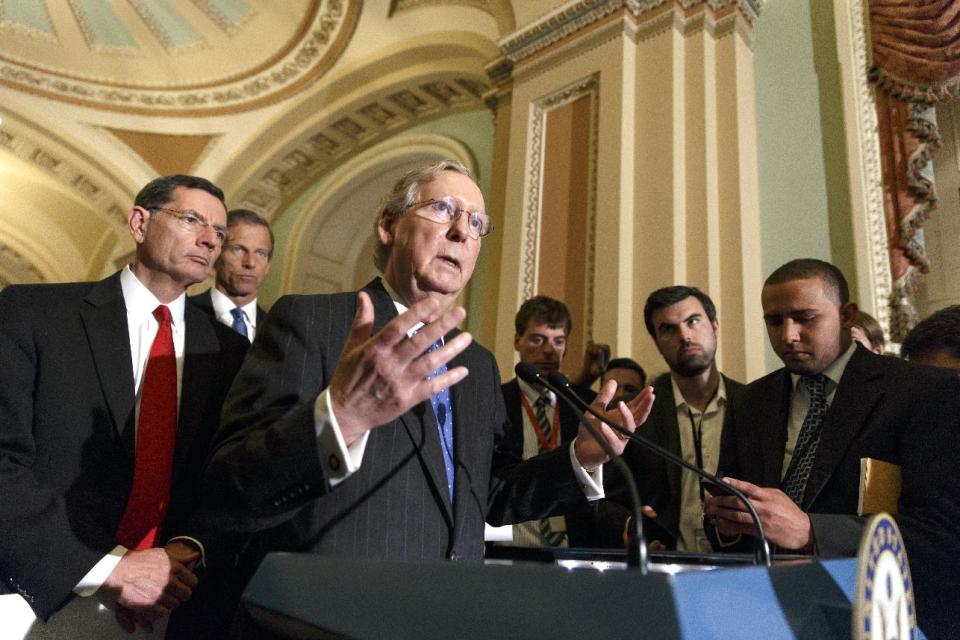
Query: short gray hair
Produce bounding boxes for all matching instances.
[373,160,475,272]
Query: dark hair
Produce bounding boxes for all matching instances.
[901,305,960,362]
[605,357,647,387]
[227,208,274,259]
[643,286,717,337]
[852,310,885,350]
[764,258,850,306]
[134,175,226,211]
[373,160,475,272]
[514,295,571,336]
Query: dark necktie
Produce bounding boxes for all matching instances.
[115,305,178,549]
[534,395,566,546]
[230,307,248,339]
[782,374,829,505]
[425,341,455,503]
[534,395,552,449]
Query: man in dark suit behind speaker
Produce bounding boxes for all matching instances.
[604,286,743,552]
[194,161,655,610]
[498,295,605,548]
[704,258,960,638]
[0,175,247,637]
[190,208,273,342]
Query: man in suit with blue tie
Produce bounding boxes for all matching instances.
[196,161,655,604]
[190,209,273,342]
[0,175,247,637]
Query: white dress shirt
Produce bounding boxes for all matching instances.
[673,375,727,552]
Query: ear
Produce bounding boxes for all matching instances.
[840,301,859,326]
[711,318,720,334]
[128,207,149,244]
[513,333,522,352]
[376,210,395,247]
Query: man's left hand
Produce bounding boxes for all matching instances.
[703,477,813,551]
[573,378,654,470]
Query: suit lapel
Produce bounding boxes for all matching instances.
[365,280,454,524]
[803,347,882,509]
[172,304,221,481]
[654,377,684,507]
[762,372,792,485]
[80,274,136,448]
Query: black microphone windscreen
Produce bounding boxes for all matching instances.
[546,371,571,389]
[514,362,541,384]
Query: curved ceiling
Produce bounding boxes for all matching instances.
[0,0,530,287]
[0,0,358,115]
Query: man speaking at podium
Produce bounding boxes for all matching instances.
[197,162,653,599]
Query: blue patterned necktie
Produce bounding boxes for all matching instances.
[425,341,455,503]
[782,374,829,505]
[229,307,248,339]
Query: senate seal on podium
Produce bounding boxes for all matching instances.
[854,513,918,640]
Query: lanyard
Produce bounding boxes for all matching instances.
[687,407,706,502]
[520,393,561,451]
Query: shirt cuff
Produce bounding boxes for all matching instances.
[568,441,604,500]
[314,388,369,487]
[73,546,126,597]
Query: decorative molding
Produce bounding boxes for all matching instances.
[234,75,490,218]
[389,0,516,33]
[498,0,760,67]
[0,1,359,116]
[520,74,599,340]
[0,239,45,286]
[848,0,893,340]
[0,117,131,228]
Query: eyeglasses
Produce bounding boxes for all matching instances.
[150,208,227,245]
[407,196,493,239]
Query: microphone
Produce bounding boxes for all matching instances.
[546,370,771,566]
[515,363,649,573]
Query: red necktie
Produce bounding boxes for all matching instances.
[115,305,178,550]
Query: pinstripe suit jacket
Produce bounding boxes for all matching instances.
[198,279,587,570]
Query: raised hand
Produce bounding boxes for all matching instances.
[329,292,472,445]
[573,378,655,470]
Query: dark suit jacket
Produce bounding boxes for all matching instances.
[603,372,743,549]
[0,272,247,620]
[500,377,602,547]
[189,288,267,339]
[197,279,589,574]
[718,343,960,637]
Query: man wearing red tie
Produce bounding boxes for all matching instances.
[0,175,247,636]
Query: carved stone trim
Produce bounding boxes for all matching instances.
[234,75,490,218]
[0,1,359,116]
[499,0,760,66]
[849,0,893,339]
[0,240,45,286]
[0,115,131,229]
[521,74,599,339]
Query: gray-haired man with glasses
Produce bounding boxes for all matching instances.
[0,175,247,637]
[193,160,655,629]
